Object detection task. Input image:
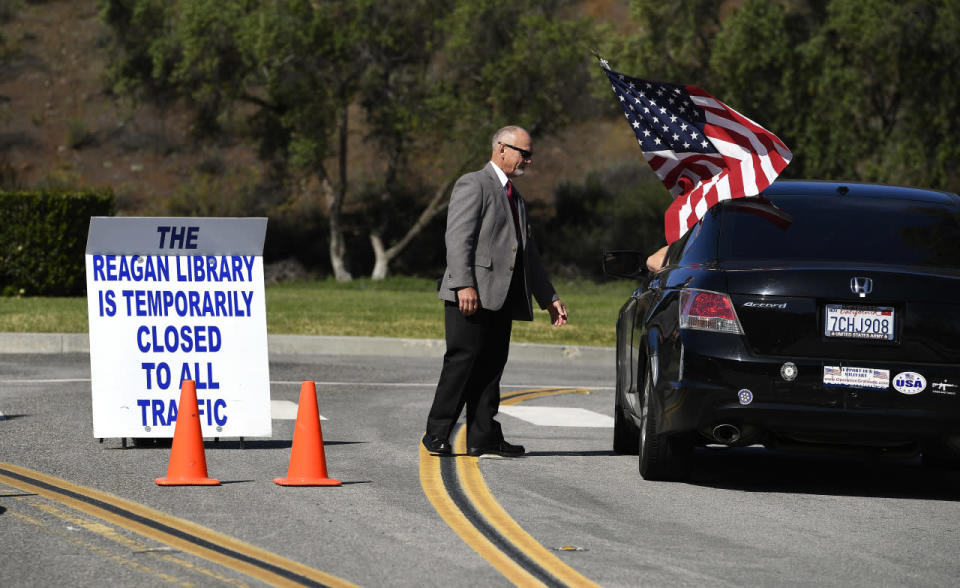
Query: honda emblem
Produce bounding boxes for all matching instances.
[850,277,873,298]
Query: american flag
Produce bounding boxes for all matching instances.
[600,58,792,243]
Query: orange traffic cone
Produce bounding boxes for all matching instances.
[155,380,220,486]
[274,381,341,486]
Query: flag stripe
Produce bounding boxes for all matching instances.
[601,60,792,243]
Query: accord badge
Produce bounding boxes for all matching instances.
[743,301,788,310]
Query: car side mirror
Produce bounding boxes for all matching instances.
[602,250,649,279]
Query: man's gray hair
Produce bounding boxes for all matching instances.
[491,126,526,152]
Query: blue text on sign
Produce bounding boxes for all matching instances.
[91,255,255,282]
[137,325,222,353]
[136,397,228,427]
[141,361,221,390]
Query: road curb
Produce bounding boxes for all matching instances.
[0,332,613,365]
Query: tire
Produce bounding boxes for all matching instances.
[613,390,640,455]
[637,365,691,481]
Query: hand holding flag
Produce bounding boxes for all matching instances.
[599,58,792,243]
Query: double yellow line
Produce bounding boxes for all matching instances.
[0,463,356,588]
[419,388,600,587]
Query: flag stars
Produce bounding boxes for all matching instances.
[607,70,717,153]
[600,59,791,243]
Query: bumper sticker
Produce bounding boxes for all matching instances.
[931,380,958,396]
[892,371,926,395]
[823,366,890,390]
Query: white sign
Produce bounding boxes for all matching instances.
[85,217,271,438]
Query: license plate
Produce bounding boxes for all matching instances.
[825,304,895,340]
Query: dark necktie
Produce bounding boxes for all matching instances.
[505,180,520,235]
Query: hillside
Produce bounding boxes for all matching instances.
[0,1,646,277]
[0,1,263,213]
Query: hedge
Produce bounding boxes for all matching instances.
[0,189,115,296]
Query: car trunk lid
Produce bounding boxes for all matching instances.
[725,264,960,363]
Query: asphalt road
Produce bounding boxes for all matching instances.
[2,350,960,587]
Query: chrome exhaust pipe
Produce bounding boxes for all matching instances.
[712,424,741,444]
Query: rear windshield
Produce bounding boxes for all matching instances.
[718,193,960,268]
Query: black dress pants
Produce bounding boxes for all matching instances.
[425,302,513,448]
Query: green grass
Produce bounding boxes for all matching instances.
[0,277,636,346]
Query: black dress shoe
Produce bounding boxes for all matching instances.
[467,440,525,458]
[422,433,452,454]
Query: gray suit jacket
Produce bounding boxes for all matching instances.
[439,162,557,320]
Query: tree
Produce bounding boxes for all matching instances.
[617,0,960,191]
[801,0,960,189]
[99,0,600,280]
[612,0,724,85]
[362,1,599,279]
[101,0,438,280]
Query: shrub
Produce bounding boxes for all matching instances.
[67,118,96,149]
[0,189,115,296]
[537,163,671,280]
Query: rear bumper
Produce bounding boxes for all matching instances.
[656,333,960,443]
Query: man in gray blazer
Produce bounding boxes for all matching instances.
[423,125,568,457]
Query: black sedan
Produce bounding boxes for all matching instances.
[603,180,960,480]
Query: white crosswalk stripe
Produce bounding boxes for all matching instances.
[499,406,613,428]
[270,400,326,421]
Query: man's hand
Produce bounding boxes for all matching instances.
[547,299,568,326]
[457,287,479,316]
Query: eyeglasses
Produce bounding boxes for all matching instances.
[499,142,533,159]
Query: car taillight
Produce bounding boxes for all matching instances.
[679,289,744,334]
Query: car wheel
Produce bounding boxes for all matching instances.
[613,388,640,455]
[638,365,691,481]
